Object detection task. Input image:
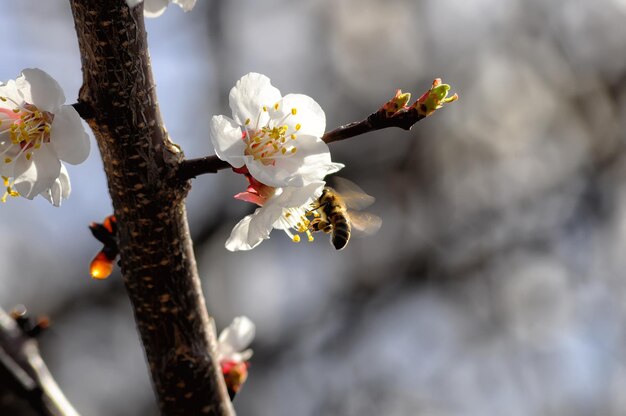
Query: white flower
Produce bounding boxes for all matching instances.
[39,163,71,207]
[211,73,343,188]
[226,181,324,251]
[217,316,255,365]
[0,69,89,201]
[126,0,196,18]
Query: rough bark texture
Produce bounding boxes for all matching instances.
[69,2,233,414]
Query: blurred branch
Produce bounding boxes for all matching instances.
[0,307,79,416]
[69,2,233,415]
[177,79,458,181]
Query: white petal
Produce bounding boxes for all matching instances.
[15,69,65,113]
[0,80,21,105]
[225,205,282,251]
[126,0,143,7]
[50,105,90,165]
[273,94,326,138]
[143,0,169,17]
[218,316,256,355]
[270,182,325,209]
[172,0,196,11]
[229,73,281,127]
[247,135,339,187]
[225,214,264,251]
[13,145,61,199]
[210,115,245,168]
[41,163,71,207]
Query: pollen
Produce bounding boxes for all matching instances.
[291,108,297,115]
[242,105,303,164]
[292,235,301,243]
[1,176,19,203]
[0,98,54,161]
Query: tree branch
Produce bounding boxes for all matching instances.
[178,109,426,181]
[177,89,448,181]
[69,2,232,415]
[0,307,79,416]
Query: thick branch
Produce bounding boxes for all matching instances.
[69,2,232,415]
[0,307,78,416]
[177,106,427,181]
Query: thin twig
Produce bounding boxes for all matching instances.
[0,307,79,416]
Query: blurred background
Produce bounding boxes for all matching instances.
[2,0,626,414]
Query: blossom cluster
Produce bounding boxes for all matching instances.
[210,73,344,251]
[0,69,89,207]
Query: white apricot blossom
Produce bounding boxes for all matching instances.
[217,316,255,395]
[0,69,89,202]
[126,0,196,18]
[226,181,324,251]
[211,73,343,188]
[217,316,255,365]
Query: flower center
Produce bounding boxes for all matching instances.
[278,204,319,243]
[0,97,54,164]
[241,103,301,165]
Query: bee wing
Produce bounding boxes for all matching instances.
[331,177,375,210]
[348,211,382,237]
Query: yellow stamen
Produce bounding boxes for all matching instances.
[291,108,297,115]
[295,124,301,131]
[274,103,279,111]
[292,235,301,243]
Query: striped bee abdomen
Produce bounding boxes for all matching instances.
[326,210,349,250]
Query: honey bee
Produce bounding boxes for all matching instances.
[309,177,382,250]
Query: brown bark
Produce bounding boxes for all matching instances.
[68,2,233,414]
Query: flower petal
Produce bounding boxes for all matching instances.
[269,182,324,210]
[13,145,61,199]
[229,73,281,127]
[210,115,246,168]
[15,69,65,113]
[247,135,341,187]
[50,105,90,165]
[0,80,21,106]
[172,0,196,11]
[143,0,169,17]
[40,163,71,207]
[225,205,282,251]
[274,94,326,138]
[218,316,256,356]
